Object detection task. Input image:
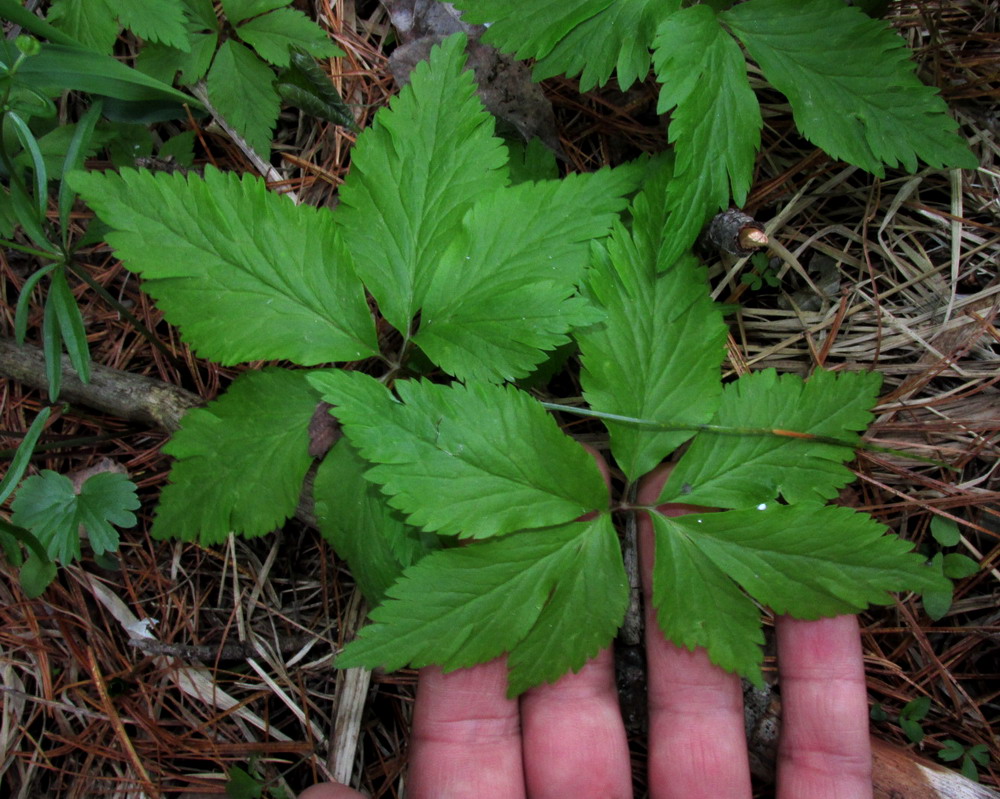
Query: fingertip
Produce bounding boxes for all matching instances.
[298,782,366,799]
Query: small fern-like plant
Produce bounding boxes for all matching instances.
[69,33,953,695]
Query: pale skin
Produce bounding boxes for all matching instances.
[301,463,873,799]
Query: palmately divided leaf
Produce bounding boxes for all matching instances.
[307,371,608,538]
[533,0,682,91]
[152,369,318,544]
[313,440,438,606]
[11,471,139,564]
[337,515,628,697]
[451,0,615,62]
[47,0,119,53]
[579,241,727,482]
[722,0,976,176]
[69,166,377,365]
[660,368,882,508]
[650,503,948,682]
[415,166,639,383]
[578,161,727,480]
[236,7,341,67]
[649,512,765,680]
[206,39,280,155]
[652,5,761,266]
[221,0,291,26]
[337,33,507,333]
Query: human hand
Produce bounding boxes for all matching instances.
[302,465,873,799]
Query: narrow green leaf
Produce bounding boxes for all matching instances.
[722,0,976,175]
[153,369,318,544]
[236,7,340,67]
[338,516,628,697]
[69,166,377,365]
[0,407,52,506]
[10,470,138,563]
[415,167,638,383]
[308,371,608,538]
[0,0,82,47]
[20,43,202,108]
[59,99,104,237]
[652,5,761,265]
[660,369,883,508]
[48,268,91,383]
[337,33,508,333]
[14,262,59,343]
[206,39,279,155]
[41,296,62,401]
[313,440,437,606]
[6,112,48,221]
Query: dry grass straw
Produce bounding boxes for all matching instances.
[1,0,998,796]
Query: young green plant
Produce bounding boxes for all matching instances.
[69,33,951,696]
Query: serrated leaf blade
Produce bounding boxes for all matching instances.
[116,0,191,51]
[336,33,508,333]
[338,515,628,697]
[69,166,377,365]
[652,5,761,265]
[313,440,438,606]
[236,7,341,66]
[206,39,279,155]
[308,371,608,538]
[152,369,318,544]
[415,167,638,383]
[660,369,882,508]
[722,0,976,175]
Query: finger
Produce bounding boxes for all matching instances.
[775,615,872,799]
[520,647,632,799]
[638,466,752,799]
[298,782,366,799]
[407,659,525,799]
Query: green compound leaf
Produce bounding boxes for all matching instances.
[415,167,637,383]
[308,371,608,538]
[313,440,438,606]
[337,515,629,697]
[578,163,728,481]
[69,166,377,365]
[451,0,615,62]
[236,7,342,67]
[11,471,139,564]
[653,4,761,266]
[116,0,191,52]
[337,33,508,334]
[722,0,976,175]
[153,369,318,544]
[206,39,280,155]
[532,0,681,91]
[660,368,883,508]
[136,32,218,86]
[650,503,949,682]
